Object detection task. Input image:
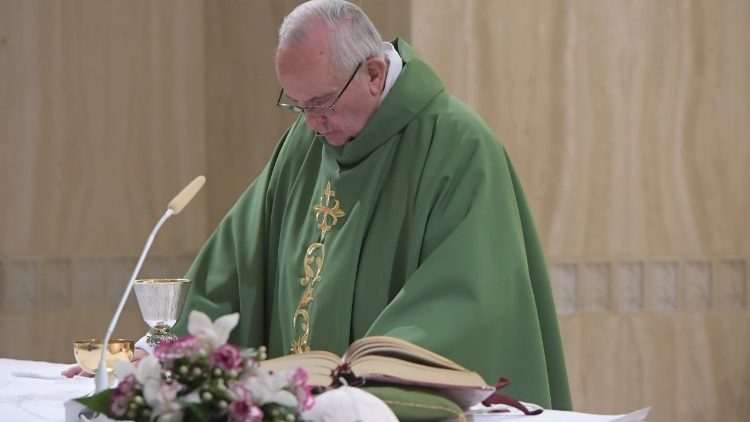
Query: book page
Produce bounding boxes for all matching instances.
[350,355,487,387]
[259,351,341,387]
[346,336,467,371]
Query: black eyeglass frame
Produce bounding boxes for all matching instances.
[276,61,363,115]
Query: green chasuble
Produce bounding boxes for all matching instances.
[173,38,572,410]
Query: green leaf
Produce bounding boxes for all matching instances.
[74,389,113,414]
[183,402,222,422]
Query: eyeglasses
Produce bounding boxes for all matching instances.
[276,62,363,116]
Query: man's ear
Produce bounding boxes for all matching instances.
[364,57,388,96]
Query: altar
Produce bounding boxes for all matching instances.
[0,358,649,421]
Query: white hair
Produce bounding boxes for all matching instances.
[278,0,384,75]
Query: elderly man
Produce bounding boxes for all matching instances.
[68,0,572,410]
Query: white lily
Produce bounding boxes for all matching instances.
[114,355,184,421]
[113,354,161,385]
[187,311,239,351]
[143,379,183,422]
[113,359,137,381]
[245,370,299,408]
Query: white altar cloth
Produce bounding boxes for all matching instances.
[1,358,93,421]
[0,358,649,421]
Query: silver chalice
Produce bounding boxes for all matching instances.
[133,278,191,348]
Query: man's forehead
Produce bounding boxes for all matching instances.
[276,42,339,102]
[276,45,330,74]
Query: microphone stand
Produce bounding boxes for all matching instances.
[94,208,174,392]
[91,175,204,392]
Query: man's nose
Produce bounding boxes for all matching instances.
[304,112,326,131]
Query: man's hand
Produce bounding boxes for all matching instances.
[61,364,92,378]
[131,348,148,363]
[61,348,149,378]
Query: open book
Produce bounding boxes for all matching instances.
[259,336,495,409]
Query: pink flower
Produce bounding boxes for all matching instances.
[108,394,129,418]
[210,344,244,371]
[109,374,138,417]
[297,385,314,411]
[115,374,136,395]
[228,399,263,422]
[249,406,263,421]
[289,368,314,410]
[288,368,307,388]
[155,335,197,368]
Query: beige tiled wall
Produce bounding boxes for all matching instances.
[550,258,748,314]
[549,257,749,420]
[0,254,196,362]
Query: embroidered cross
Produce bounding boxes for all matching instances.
[313,181,346,239]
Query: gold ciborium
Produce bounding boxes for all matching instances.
[133,278,191,348]
[73,339,134,374]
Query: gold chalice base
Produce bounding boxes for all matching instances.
[73,339,134,374]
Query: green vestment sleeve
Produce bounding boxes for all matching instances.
[171,170,268,348]
[171,124,299,348]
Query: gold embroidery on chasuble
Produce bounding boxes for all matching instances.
[291,181,346,354]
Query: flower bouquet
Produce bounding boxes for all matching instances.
[76,311,314,422]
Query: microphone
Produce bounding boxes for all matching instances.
[94,176,206,392]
